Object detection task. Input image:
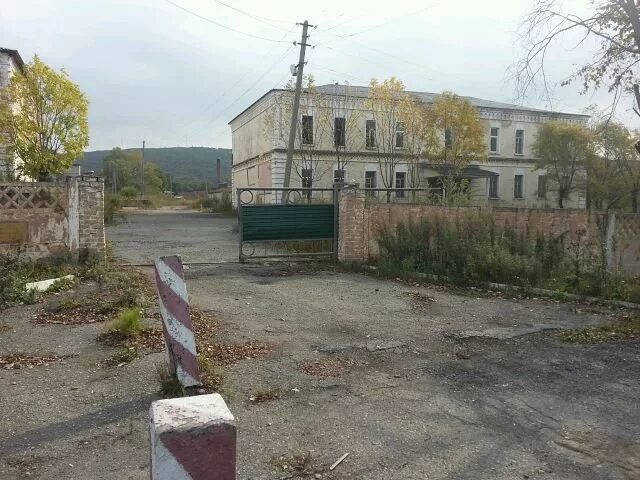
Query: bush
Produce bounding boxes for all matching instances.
[374,213,639,301]
[119,186,139,198]
[0,253,68,309]
[377,213,564,287]
[104,194,123,225]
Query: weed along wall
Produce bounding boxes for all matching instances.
[0,176,106,262]
[338,187,640,276]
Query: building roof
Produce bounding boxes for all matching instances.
[0,48,25,71]
[228,83,590,125]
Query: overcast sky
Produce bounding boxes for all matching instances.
[3,0,636,150]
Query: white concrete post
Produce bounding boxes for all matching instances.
[150,394,236,480]
[66,176,80,260]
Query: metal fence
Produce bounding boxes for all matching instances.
[237,187,338,262]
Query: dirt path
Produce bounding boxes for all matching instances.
[2,211,638,479]
[0,281,163,480]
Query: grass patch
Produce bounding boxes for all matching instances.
[108,308,142,336]
[249,388,281,403]
[197,355,223,392]
[557,315,640,344]
[156,364,185,398]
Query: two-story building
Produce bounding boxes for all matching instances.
[229,84,590,207]
[0,47,25,181]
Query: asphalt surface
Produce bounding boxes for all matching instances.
[1,210,638,479]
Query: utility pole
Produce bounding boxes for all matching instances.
[141,140,146,198]
[282,20,313,203]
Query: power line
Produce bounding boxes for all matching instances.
[163,0,290,44]
[315,6,429,47]
[182,44,295,140]
[173,24,297,136]
[210,0,293,31]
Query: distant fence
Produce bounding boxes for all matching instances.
[0,176,105,262]
[338,186,640,275]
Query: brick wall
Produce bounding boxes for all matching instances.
[0,176,105,262]
[338,188,640,275]
[77,177,106,261]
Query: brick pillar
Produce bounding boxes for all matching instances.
[338,185,366,262]
[150,394,236,480]
[72,176,105,262]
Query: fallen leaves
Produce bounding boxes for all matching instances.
[403,291,436,309]
[202,342,272,366]
[299,358,349,377]
[0,353,73,370]
[557,314,640,344]
[97,328,164,351]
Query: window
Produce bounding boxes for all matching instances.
[334,169,345,185]
[515,129,524,155]
[514,174,524,199]
[365,120,376,148]
[395,122,405,148]
[365,170,377,196]
[489,175,499,198]
[334,117,346,147]
[537,175,546,198]
[395,171,406,198]
[301,115,313,145]
[445,128,453,148]
[490,127,499,153]
[302,168,312,189]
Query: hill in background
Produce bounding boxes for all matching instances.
[82,147,232,190]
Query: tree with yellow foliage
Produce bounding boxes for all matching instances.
[0,55,89,180]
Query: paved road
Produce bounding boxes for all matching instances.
[108,210,238,264]
[107,211,640,480]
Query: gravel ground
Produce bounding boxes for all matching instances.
[1,211,638,479]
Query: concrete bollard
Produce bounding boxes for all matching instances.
[150,394,236,479]
[154,255,202,388]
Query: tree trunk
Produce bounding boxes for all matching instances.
[558,194,564,209]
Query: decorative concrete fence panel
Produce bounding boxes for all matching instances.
[0,176,105,262]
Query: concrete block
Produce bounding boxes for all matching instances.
[150,394,236,480]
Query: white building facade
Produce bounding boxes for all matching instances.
[229,84,589,208]
[0,48,25,180]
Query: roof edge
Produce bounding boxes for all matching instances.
[0,48,25,72]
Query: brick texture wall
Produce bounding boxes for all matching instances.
[76,177,105,261]
[338,188,640,274]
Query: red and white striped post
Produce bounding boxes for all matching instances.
[154,255,201,388]
[150,393,236,479]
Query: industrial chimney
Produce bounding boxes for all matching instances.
[216,158,221,188]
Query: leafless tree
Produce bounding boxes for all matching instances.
[512,0,640,118]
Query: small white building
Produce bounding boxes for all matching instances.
[229,84,590,208]
[0,47,25,181]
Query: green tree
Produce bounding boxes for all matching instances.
[366,77,409,193]
[102,148,136,193]
[514,0,640,118]
[101,147,167,195]
[532,121,594,208]
[0,55,89,180]
[424,92,486,203]
[589,121,633,210]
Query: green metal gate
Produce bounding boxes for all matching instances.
[237,187,338,262]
